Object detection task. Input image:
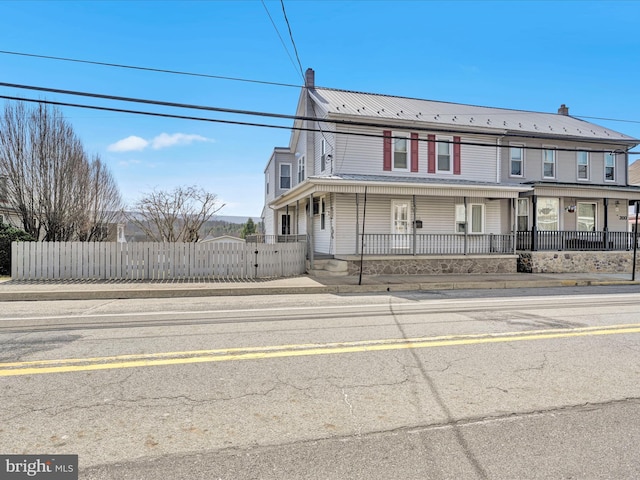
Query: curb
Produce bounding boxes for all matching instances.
[0,279,637,302]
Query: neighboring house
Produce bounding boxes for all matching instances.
[200,235,246,244]
[0,175,21,227]
[629,160,640,185]
[262,69,640,274]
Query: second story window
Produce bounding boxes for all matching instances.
[543,149,556,178]
[280,163,291,189]
[577,151,589,180]
[605,153,615,181]
[510,146,523,177]
[393,135,409,170]
[437,137,452,173]
[266,172,270,195]
[297,156,305,183]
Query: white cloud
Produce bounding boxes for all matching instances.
[107,135,149,152]
[151,133,212,150]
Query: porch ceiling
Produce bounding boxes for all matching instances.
[269,175,531,209]
[523,182,640,201]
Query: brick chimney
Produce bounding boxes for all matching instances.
[558,104,569,116]
[305,68,315,88]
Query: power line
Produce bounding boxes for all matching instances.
[0,94,633,156]
[280,0,305,80]
[1,81,637,148]
[260,0,301,80]
[575,115,640,125]
[0,49,301,89]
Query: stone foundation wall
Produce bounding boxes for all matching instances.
[518,251,640,274]
[341,255,517,276]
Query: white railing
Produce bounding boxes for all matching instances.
[11,241,307,281]
[358,234,515,255]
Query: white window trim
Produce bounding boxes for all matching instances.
[297,156,305,183]
[509,144,524,178]
[577,150,590,181]
[436,136,453,174]
[392,132,410,172]
[517,198,529,231]
[454,203,485,234]
[279,163,291,190]
[604,152,616,182]
[543,147,556,179]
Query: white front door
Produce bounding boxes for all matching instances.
[392,200,411,249]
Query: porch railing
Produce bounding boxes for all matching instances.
[357,234,515,255]
[245,234,307,244]
[516,230,637,251]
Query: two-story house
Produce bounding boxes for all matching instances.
[262,69,640,275]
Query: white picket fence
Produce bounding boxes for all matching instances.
[11,241,307,281]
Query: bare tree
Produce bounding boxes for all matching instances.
[126,186,224,242]
[0,101,123,241]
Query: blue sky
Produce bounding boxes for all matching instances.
[1,0,639,217]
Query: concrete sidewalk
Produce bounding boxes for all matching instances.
[0,272,638,301]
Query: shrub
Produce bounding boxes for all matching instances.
[0,222,34,276]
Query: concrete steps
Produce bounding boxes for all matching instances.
[307,258,349,277]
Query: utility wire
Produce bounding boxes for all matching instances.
[0,49,301,89]
[280,0,305,80]
[1,81,637,147]
[261,0,301,81]
[1,94,634,155]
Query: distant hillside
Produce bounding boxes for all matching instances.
[211,215,261,224]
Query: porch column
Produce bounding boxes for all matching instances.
[296,200,299,235]
[412,195,417,256]
[286,205,290,235]
[512,198,517,254]
[531,195,538,251]
[603,198,609,250]
[308,195,314,269]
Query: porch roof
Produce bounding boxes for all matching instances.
[269,174,531,209]
[521,181,640,201]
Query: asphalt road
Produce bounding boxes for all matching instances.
[1,286,640,479]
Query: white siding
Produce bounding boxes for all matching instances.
[334,194,510,254]
[333,126,497,182]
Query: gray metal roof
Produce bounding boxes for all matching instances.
[310,88,637,144]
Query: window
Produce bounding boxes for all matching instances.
[577,203,596,232]
[393,135,409,170]
[0,176,7,202]
[543,149,556,178]
[320,197,326,230]
[437,137,452,173]
[577,151,589,180]
[517,199,529,231]
[455,203,484,234]
[605,153,615,181]
[510,146,523,177]
[297,156,305,183]
[537,197,559,231]
[266,172,270,195]
[279,163,291,189]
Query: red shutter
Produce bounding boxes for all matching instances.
[427,134,436,173]
[453,136,461,175]
[411,133,419,172]
[383,130,392,171]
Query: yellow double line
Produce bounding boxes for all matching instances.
[2,323,640,377]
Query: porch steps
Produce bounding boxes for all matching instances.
[307,258,349,277]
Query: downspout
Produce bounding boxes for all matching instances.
[355,193,360,254]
